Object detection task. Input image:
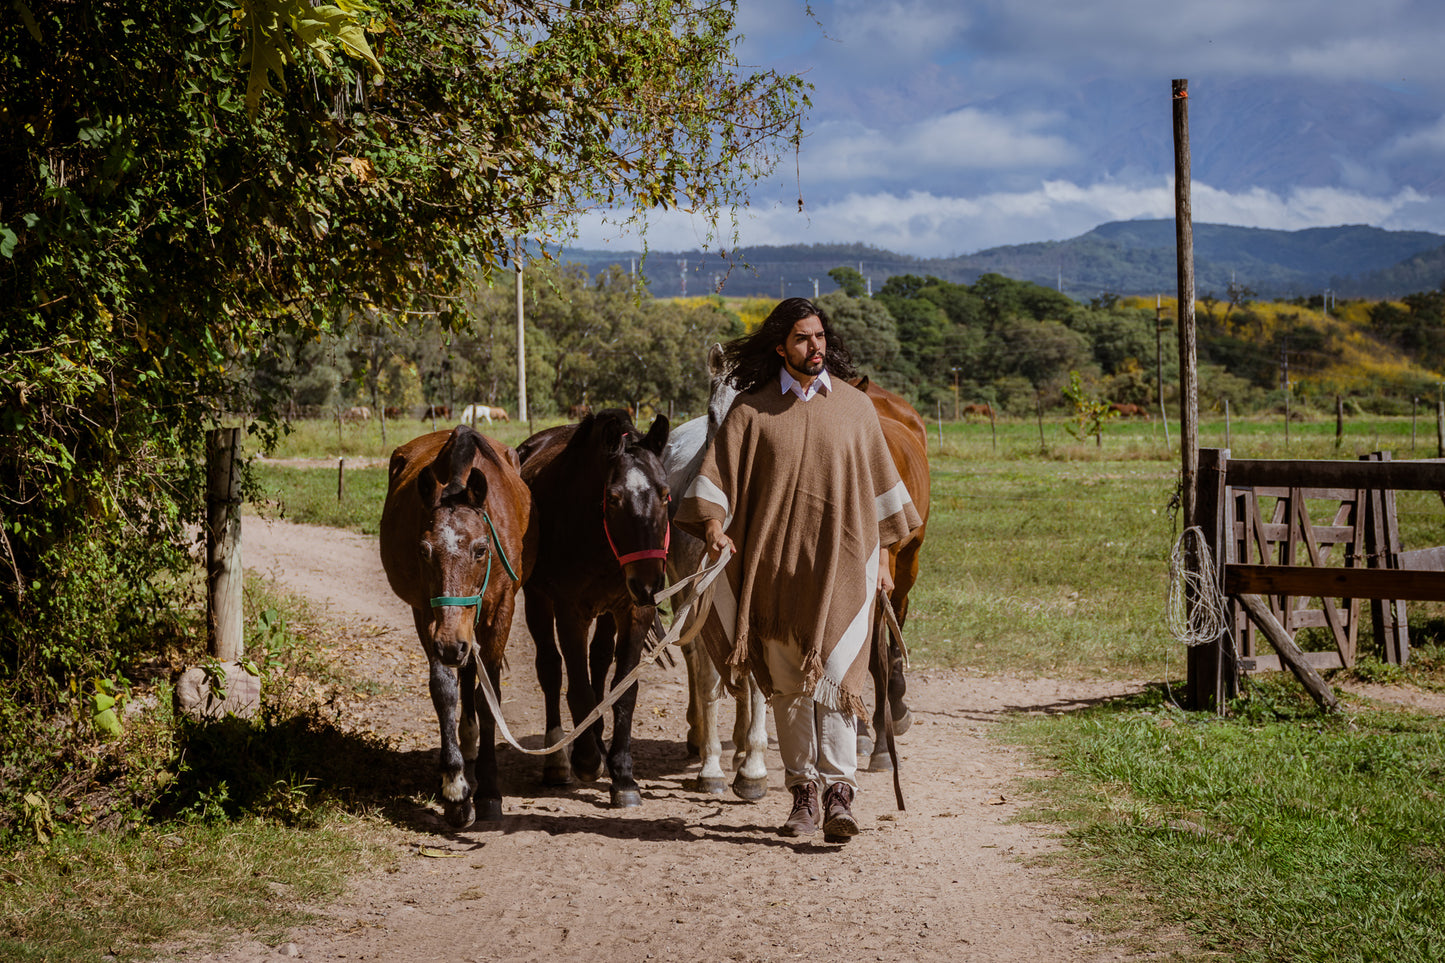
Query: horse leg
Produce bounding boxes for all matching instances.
[414,609,474,828]
[731,673,770,801]
[525,590,573,786]
[557,609,606,783]
[458,654,481,802]
[603,607,647,808]
[865,616,895,772]
[684,640,727,795]
[472,656,504,821]
[681,639,704,759]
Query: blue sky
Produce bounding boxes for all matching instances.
[573,0,1445,258]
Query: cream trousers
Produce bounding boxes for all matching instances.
[763,639,858,791]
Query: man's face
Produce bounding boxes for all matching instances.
[776,315,826,378]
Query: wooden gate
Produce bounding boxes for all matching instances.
[1188,449,1445,709]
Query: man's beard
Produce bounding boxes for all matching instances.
[798,353,825,376]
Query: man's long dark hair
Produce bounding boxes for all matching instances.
[721,297,857,394]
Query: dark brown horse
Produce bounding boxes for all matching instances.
[852,377,931,770]
[379,425,537,826]
[518,408,670,808]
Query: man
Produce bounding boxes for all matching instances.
[675,297,920,842]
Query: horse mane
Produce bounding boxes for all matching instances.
[565,408,640,461]
[437,424,505,504]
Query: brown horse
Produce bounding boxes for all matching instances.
[518,408,670,808]
[379,425,537,826]
[852,378,931,770]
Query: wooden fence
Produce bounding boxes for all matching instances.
[1187,449,1445,709]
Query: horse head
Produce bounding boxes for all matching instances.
[588,409,671,607]
[414,426,503,668]
[705,342,738,440]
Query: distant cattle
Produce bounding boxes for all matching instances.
[342,406,371,423]
[566,403,592,421]
[488,407,509,423]
[960,403,994,420]
[421,405,450,421]
[1109,403,1151,419]
[383,406,403,419]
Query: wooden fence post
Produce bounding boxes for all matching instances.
[337,457,345,502]
[1172,79,1199,529]
[206,427,243,662]
[1186,447,1233,710]
[1436,401,1443,459]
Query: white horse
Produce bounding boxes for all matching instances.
[458,403,492,426]
[663,345,770,800]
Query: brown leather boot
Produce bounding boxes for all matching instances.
[822,783,859,841]
[779,781,819,837]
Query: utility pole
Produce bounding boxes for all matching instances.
[1281,338,1290,449]
[1156,295,1171,449]
[515,243,528,423]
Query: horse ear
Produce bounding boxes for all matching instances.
[642,414,670,455]
[707,342,726,377]
[417,464,440,505]
[854,375,871,393]
[465,468,489,506]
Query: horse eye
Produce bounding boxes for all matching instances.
[419,541,433,560]
[472,541,488,560]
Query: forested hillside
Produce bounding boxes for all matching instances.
[278,260,1445,427]
[582,222,1445,302]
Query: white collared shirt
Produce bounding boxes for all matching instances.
[780,366,832,402]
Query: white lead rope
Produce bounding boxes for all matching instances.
[473,546,733,757]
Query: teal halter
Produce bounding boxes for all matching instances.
[428,512,519,625]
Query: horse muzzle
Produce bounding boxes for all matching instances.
[623,560,667,608]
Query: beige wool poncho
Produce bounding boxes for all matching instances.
[674,377,921,716]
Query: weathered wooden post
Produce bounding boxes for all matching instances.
[207,427,243,661]
[1173,79,1199,529]
[1437,400,1443,459]
[178,427,261,720]
[1174,79,1225,712]
[337,457,345,502]
[1335,395,1344,449]
[1036,393,1047,453]
[1225,399,1232,450]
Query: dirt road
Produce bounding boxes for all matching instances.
[186,516,1156,963]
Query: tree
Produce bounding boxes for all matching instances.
[827,266,867,298]
[0,0,809,703]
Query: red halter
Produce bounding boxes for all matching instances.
[602,494,670,566]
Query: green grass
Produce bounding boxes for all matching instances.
[250,463,392,535]
[0,817,395,962]
[1006,681,1445,962]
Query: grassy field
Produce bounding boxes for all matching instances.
[250,411,1445,678]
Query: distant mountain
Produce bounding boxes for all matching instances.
[561,222,1445,301]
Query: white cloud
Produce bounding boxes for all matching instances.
[1384,114,1445,157]
[570,181,1437,258]
[802,108,1075,184]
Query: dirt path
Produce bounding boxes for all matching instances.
[191,517,1158,963]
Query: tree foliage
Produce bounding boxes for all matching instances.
[0,0,808,703]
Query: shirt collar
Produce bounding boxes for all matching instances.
[780,366,831,401]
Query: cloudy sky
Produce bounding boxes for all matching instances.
[573,0,1445,257]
